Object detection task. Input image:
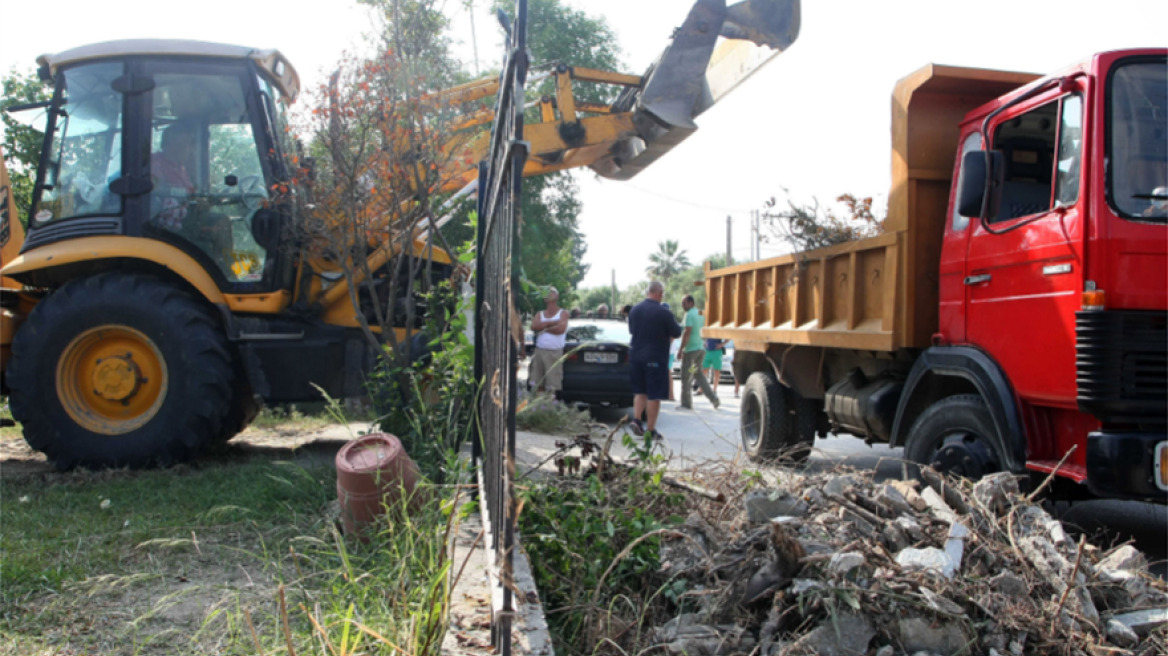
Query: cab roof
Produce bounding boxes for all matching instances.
[37,39,300,102]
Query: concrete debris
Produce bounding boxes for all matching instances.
[897,616,968,656]
[745,488,809,523]
[896,546,956,578]
[641,467,1168,656]
[827,551,865,576]
[784,611,875,656]
[1097,544,1148,573]
[1105,618,1140,647]
[1112,607,1168,635]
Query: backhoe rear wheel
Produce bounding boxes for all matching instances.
[8,273,232,469]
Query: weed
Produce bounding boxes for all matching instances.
[519,449,689,654]
[516,390,591,435]
[0,455,462,655]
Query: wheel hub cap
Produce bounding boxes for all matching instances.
[931,432,999,479]
[92,354,144,402]
[57,326,169,435]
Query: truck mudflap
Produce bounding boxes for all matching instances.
[1086,431,1168,501]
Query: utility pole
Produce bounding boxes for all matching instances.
[753,209,761,260]
[611,269,617,312]
[726,215,733,265]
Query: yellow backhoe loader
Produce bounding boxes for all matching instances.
[0,0,799,469]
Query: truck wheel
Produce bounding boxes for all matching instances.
[7,273,232,469]
[741,372,787,462]
[903,394,1002,481]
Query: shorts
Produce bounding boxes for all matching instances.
[630,359,670,401]
[529,347,564,391]
[702,349,723,371]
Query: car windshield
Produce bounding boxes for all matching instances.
[566,321,630,343]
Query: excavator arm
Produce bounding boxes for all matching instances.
[310,0,800,313]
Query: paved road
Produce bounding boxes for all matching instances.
[585,383,908,477]
[582,383,1167,576]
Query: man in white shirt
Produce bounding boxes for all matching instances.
[529,287,569,393]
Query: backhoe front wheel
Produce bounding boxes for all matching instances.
[8,273,233,469]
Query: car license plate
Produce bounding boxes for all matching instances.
[584,352,618,364]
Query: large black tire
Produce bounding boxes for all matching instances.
[903,394,1004,482]
[7,273,233,469]
[741,372,788,462]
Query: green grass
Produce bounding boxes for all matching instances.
[1,454,462,655]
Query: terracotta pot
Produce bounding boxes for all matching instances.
[335,433,420,539]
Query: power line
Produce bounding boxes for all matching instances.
[616,181,761,214]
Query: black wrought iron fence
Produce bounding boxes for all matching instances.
[473,1,528,653]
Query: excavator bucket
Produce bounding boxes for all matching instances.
[590,0,800,180]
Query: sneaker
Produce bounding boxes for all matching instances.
[712,398,721,410]
[646,429,664,441]
[676,403,692,410]
[628,418,645,436]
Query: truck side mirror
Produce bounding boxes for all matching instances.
[957,150,1004,219]
[251,208,282,252]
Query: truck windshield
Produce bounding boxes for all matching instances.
[1108,58,1167,222]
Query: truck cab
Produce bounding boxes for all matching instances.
[703,49,1166,501]
[19,40,300,297]
[949,50,1166,498]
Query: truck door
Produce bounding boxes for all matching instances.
[964,86,1087,406]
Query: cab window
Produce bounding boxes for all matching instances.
[149,71,270,283]
[33,63,123,225]
[991,94,1082,222]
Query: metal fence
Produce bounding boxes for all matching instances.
[473,1,528,653]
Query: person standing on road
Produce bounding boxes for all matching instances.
[628,281,682,439]
[663,302,677,401]
[679,295,720,410]
[703,337,727,396]
[529,287,569,394]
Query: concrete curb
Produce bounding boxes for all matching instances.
[443,446,553,655]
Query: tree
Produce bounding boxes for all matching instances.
[486,0,624,311]
[646,239,691,282]
[295,0,468,373]
[761,192,884,253]
[2,68,52,224]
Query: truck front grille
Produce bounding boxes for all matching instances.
[1076,310,1167,424]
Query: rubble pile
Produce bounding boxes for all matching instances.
[647,470,1167,656]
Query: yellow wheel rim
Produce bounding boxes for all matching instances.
[56,325,169,435]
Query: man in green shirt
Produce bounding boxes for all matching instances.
[678,295,720,410]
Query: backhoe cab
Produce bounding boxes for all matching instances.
[1,0,800,469]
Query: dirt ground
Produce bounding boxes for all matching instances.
[0,423,365,655]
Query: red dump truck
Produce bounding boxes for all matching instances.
[703,49,1166,502]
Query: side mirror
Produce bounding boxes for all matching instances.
[956,150,1004,219]
[251,208,282,251]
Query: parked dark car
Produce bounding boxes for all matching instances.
[556,319,633,407]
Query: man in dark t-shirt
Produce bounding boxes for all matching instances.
[627,281,683,439]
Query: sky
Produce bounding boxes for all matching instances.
[2,0,1165,290]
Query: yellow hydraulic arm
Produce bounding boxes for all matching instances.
[311,0,802,314]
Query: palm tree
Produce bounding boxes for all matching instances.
[646,240,691,282]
